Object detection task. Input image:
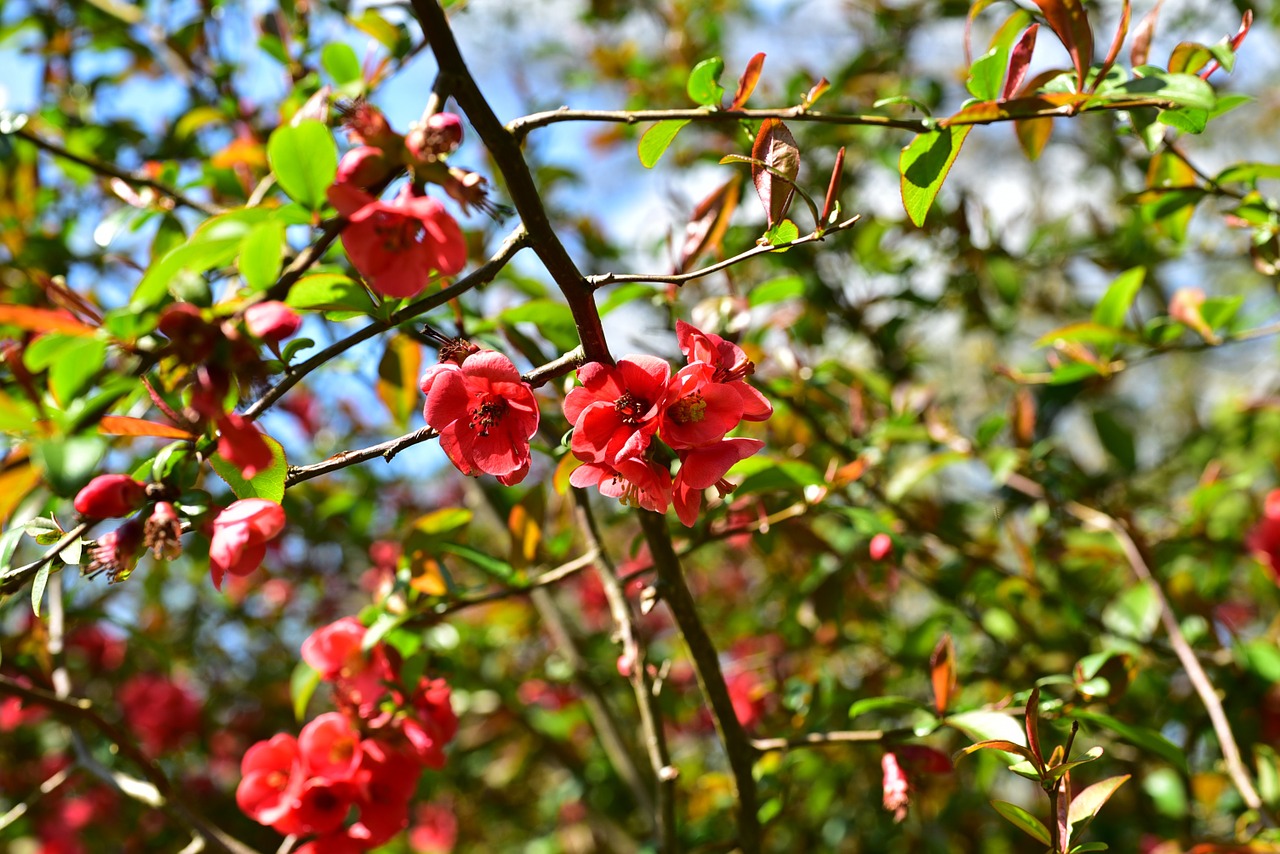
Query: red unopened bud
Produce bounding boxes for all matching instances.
[74,475,147,519]
[144,501,183,560]
[334,146,395,192]
[244,301,302,343]
[616,652,635,678]
[869,533,893,561]
[406,112,463,162]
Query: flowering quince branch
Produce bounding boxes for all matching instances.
[586,214,861,289]
[0,522,88,595]
[408,0,612,365]
[11,124,219,216]
[507,106,931,141]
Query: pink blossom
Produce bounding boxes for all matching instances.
[244,301,302,343]
[209,499,286,589]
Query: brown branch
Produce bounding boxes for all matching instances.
[751,729,890,752]
[0,675,260,854]
[588,216,861,289]
[14,125,219,216]
[0,522,88,596]
[637,510,760,854]
[509,106,930,140]
[576,492,677,852]
[409,0,611,365]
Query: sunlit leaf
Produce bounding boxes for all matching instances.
[899,126,971,227]
[210,435,287,503]
[687,57,725,107]
[752,119,799,227]
[267,119,338,210]
[730,52,766,110]
[991,800,1052,844]
[638,120,690,168]
[376,335,423,429]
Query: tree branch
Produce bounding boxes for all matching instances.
[588,216,861,289]
[637,510,760,854]
[408,0,612,364]
[0,522,88,596]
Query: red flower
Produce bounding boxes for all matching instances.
[570,456,673,514]
[563,356,669,464]
[74,474,146,519]
[119,674,200,756]
[399,678,458,769]
[237,734,304,833]
[881,751,910,823]
[302,617,367,681]
[299,713,363,782]
[1247,490,1280,582]
[409,802,458,853]
[672,438,763,527]
[209,499,286,590]
[216,413,274,480]
[421,350,540,485]
[328,184,466,298]
[244,301,302,343]
[85,521,145,583]
[660,362,746,450]
[675,320,772,421]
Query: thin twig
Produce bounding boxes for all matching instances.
[637,510,760,854]
[509,106,929,140]
[576,492,677,853]
[0,765,72,831]
[0,522,88,596]
[588,216,861,289]
[751,729,890,752]
[14,126,218,215]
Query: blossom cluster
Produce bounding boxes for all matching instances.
[73,474,285,589]
[566,321,772,525]
[237,618,458,852]
[327,103,488,299]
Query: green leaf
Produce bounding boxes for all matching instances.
[1102,579,1159,641]
[1092,410,1136,472]
[1237,639,1280,683]
[1200,295,1242,333]
[1215,162,1280,185]
[267,119,338,210]
[885,451,966,502]
[32,436,107,496]
[436,541,517,583]
[967,47,1009,101]
[1044,745,1105,782]
[1068,774,1130,829]
[1157,107,1207,135]
[0,526,24,573]
[990,800,1051,845]
[762,219,799,247]
[31,562,49,616]
[598,283,661,316]
[638,120,690,168]
[1092,267,1145,328]
[1105,68,1217,111]
[954,739,1037,764]
[749,275,805,307]
[734,456,825,496]
[290,661,321,723]
[413,508,474,536]
[687,57,725,107]
[286,273,376,316]
[1070,710,1187,772]
[947,710,1028,748]
[238,220,286,291]
[363,610,408,651]
[131,236,242,311]
[848,695,927,721]
[900,126,972,227]
[321,43,362,86]
[209,434,288,502]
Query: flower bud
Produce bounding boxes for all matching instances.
[869,533,893,561]
[74,474,147,519]
[334,146,395,192]
[339,100,401,150]
[244,301,302,343]
[406,112,464,162]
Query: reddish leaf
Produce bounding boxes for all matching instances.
[1130,0,1163,67]
[1031,0,1094,91]
[1200,10,1253,80]
[1002,25,1039,101]
[941,92,1090,128]
[953,739,1037,764]
[802,77,830,109]
[1009,69,1069,161]
[1025,686,1044,772]
[98,416,196,440]
[821,146,846,224]
[1169,42,1212,76]
[930,634,956,714]
[1056,772,1071,851]
[730,52,766,110]
[751,119,800,228]
[1092,0,1130,93]
[0,305,97,337]
[677,178,741,274]
[1068,774,1130,828]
